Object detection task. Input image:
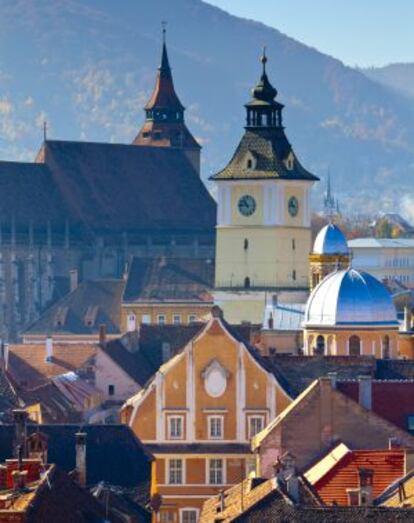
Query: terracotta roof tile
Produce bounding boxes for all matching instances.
[8,343,97,389]
[307,447,405,506]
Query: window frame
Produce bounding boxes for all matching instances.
[173,314,182,325]
[168,415,184,440]
[247,415,265,439]
[180,508,199,523]
[208,415,224,440]
[167,458,184,485]
[207,458,225,485]
[108,384,115,397]
[188,314,197,324]
[157,314,166,325]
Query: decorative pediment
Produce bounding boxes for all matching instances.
[201,359,230,398]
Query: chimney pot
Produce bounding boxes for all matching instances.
[99,324,106,345]
[13,410,28,459]
[358,375,372,410]
[45,336,53,362]
[69,269,79,292]
[75,432,87,488]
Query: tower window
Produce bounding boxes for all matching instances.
[244,277,251,289]
[244,238,249,250]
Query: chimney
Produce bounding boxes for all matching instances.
[99,324,106,345]
[13,410,28,459]
[358,376,372,410]
[75,432,87,488]
[69,269,78,292]
[11,470,28,491]
[327,372,337,389]
[45,336,53,362]
[358,468,374,506]
[4,343,9,371]
[267,313,274,330]
[219,490,225,513]
[388,437,401,450]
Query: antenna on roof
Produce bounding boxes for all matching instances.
[43,120,48,142]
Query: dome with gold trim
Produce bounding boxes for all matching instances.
[304,268,398,328]
[313,223,349,256]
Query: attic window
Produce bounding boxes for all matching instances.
[54,306,68,328]
[247,159,253,169]
[286,152,295,171]
[84,305,98,327]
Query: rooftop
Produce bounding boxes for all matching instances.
[349,238,414,249]
[123,257,214,303]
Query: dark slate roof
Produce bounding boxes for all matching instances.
[23,279,124,336]
[0,161,69,231]
[211,128,318,181]
[146,443,250,454]
[43,140,215,234]
[92,483,151,523]
[123,257,214,303]
[0,424,152,488]
[0,140,215,236]
[261,355,377,398]
[100,336,155,388]
[24,465,118,523]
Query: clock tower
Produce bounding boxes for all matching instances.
[211,51,319,323]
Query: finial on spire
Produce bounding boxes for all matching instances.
[162,20,167,44]
[261,46,268,74]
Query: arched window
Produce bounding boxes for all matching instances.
[244,277,251,289]
[383,335,390,359]
[349,335,361,356]
[315,335,325,355]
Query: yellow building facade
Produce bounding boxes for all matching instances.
[121,308,292,522]
[211,51,318,324]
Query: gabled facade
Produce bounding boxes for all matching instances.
[122,307,292,522]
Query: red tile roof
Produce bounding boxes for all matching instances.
[312,449,405,506]
[8,343,97,389]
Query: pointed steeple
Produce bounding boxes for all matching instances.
[133,25,201,174]
[245,49,284,129]
[143,26,184,116]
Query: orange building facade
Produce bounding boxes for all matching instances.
[122,308,292,522]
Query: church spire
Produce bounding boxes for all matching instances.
[133,26,201,174]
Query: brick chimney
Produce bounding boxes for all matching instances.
[13,410,28,459]
[99,324,106,346]
[358,375,372,410]
[45,336,53,362]
[75,432,87,488]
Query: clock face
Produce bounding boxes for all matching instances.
[288,196,299,217]
[238,195,256,217]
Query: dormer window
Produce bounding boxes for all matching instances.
[244,151,256,170]
[285,152,295,171]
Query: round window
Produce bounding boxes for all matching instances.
[205,368,227,398]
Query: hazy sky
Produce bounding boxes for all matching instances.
[208,0,414,67]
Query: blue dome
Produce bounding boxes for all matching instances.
[313,224,349,255]
[304,268,398,327]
